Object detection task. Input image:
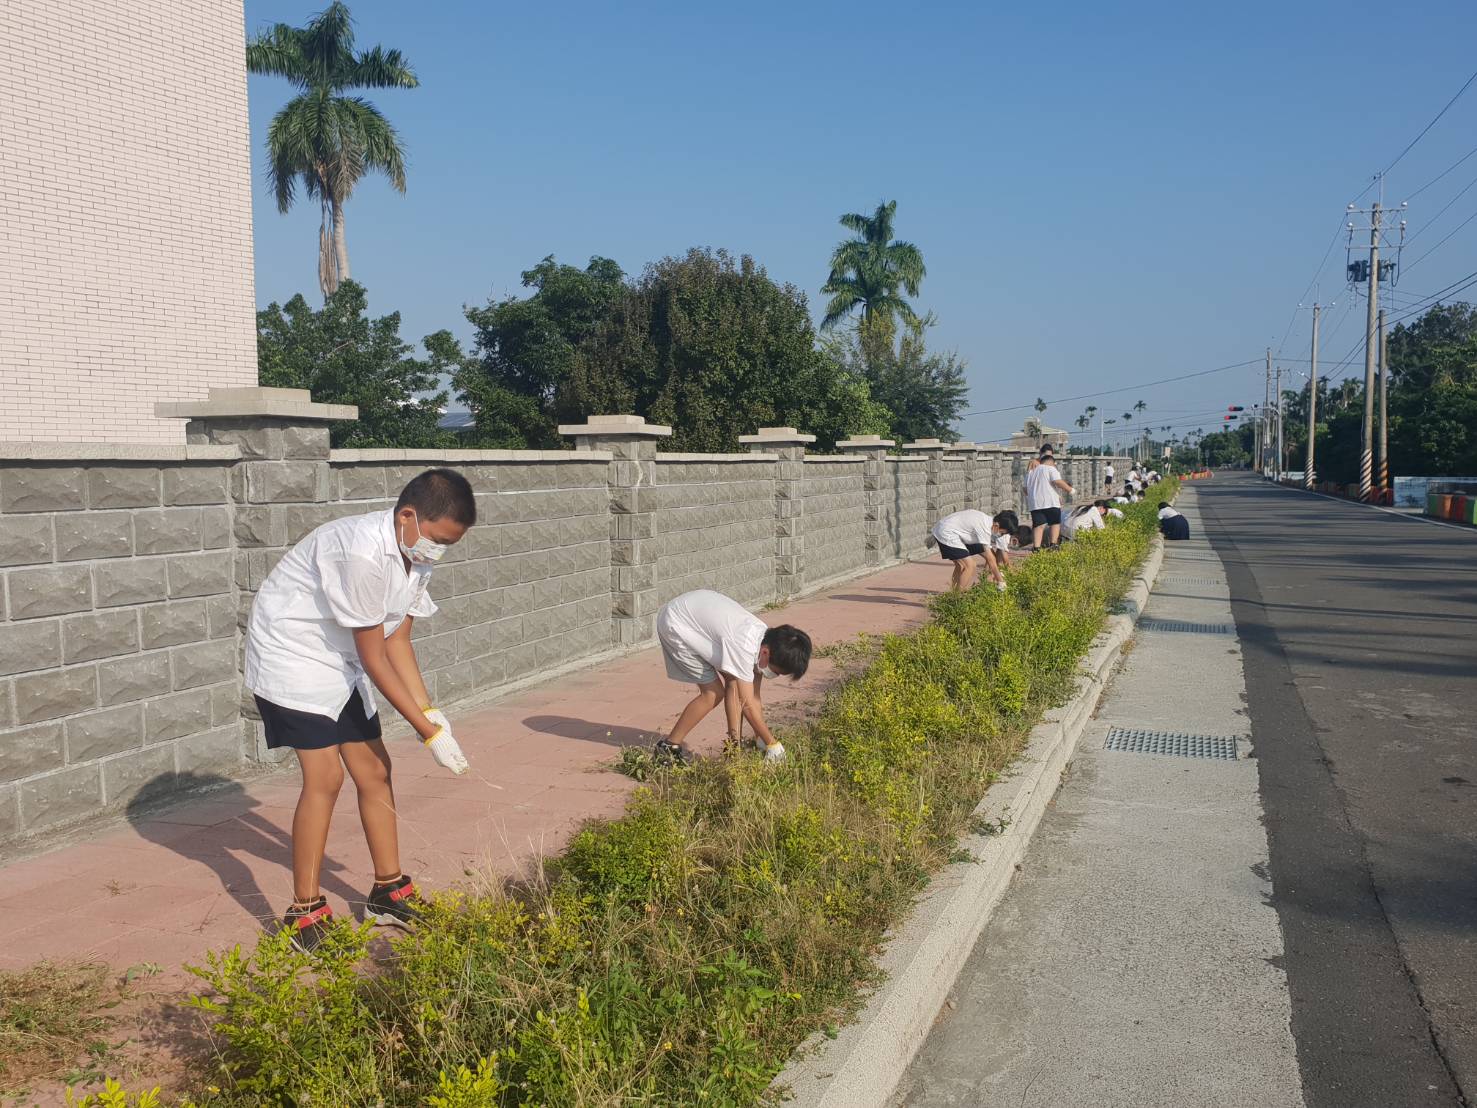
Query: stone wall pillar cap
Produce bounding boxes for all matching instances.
[944,442,978,451]
[738,427,817,445]
[836,434,896,448]
[901,438,948,450]
[155,386,358,422]
[558,414,672,437]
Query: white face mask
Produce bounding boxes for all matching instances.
[398,511,448,566]
[758,665,778,680]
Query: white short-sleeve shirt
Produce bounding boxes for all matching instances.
[656,589,767,685]
[1158,506,1182,521]
[1062,505,1105,539]
[245,510,438,717]
[1026,463,1065,511]
[932,509,995,551]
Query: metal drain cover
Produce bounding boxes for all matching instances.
[1137,618,1235,634]
[1159,576,1226,585]
[1104,728,1239,759]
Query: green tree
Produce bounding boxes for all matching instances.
[456,256,627,448]
[256,280,454,448]
[820,201,926,332]
[247,2,417,298]
[826,316,968,443]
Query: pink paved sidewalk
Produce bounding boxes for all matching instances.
[0,559,953,980]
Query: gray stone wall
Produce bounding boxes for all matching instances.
[0,416,1136,847]
[940,458,970,516]
[882,458,929,560]
[653,457,776,609]
[799,459,866,589]
[1,453,243,841]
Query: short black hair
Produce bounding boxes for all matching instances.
[1158,501,1171,510]
[1094,499,1109,510]
[1016,524,1034,547]
[395,468,477,526]
[1039,446,1055,458]
[762,624,812,680]
[994,509,1019,534]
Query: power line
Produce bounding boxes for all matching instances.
[1402,207,1477,274]
[1380,66,1477,176]
[955,358,1261,420]
[1404,141,1477,200]
[1403,167,1477,245]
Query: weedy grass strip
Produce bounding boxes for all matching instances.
[73,485,1175,1108]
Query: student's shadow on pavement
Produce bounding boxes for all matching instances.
[522,716,656,747]
[827,591,930,608]
[125,772,362,930]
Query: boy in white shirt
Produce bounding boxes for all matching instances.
[245,468,475,952]
[1025,448,1075,549]
[653,589,812,766]
[928,508,1020,591]
[1158,501,1190,540]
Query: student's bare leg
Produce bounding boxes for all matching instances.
[1048,522,1061,545]
[341,739,401,883]
[957,556,980,590]
[722,674,743,746]
[950,559,969,591]
[666,678,725,751]
[1032,522,1046,549]
[291,746,345,904]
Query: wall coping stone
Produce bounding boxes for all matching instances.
[944,442,978,452]
[156,386,357,422]
[656,452,778,462]
[884,455,927,463]
[836,435,896,448]
[0,443,242,461]
[738,427,817,445]
[557,415,672,437]
[330,448,613,463]
[802,455,865,463]
[901,438,948,450]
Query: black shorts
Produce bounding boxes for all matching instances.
[255,688,382,751]
[938,541,987,562]
[1030,507,1063,527]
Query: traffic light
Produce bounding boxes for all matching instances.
[1227,405,1244,412]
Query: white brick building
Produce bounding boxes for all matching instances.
[0,0,258,444]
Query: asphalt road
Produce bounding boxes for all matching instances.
[1197,474,1476,1108]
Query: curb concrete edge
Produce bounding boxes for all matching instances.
[773,534,1168,1108]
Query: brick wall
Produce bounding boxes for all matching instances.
[940,458,970,517]
[799,459,866,589]
[0,0,257,444]
[653,457,776,609]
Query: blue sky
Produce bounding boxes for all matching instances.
[244,0,1477,447]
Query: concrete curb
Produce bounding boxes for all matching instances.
[773,535,1168,1108]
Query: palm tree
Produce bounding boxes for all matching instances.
[1075,414,1090,430]
[820,201,926,332]
[1134,400,1147,416]
[1035,397,1048,415]
[247,2,418,298]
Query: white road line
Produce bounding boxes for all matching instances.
[1249,479,1477,535]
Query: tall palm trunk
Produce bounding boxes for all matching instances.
[332,196,349,290]
[317,193,335,299]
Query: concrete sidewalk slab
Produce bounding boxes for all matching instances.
[0,558,953,979]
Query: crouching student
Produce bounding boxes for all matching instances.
[245,468,476,952]
[1061,500,1107,541]
[653,589,812,766]
[928,508,1019,591]
[1158,501,1191,540]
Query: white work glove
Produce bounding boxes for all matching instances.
[421,707,468,775]
[762,742,786,765]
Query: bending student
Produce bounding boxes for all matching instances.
[245,468,475,953]
[653,589,812,767]
[928,507,1020,591]
[1158,501,1191,540]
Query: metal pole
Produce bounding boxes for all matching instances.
[1306,304,1319,489]
[1360,204,1380,501]
[1275,365,1283,482]
[1377,307,1389,494]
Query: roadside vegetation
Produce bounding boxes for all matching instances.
[56,485,1173,1107]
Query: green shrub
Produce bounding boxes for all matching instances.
[101,483,1173,1106]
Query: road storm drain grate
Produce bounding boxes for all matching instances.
[1104,728,1239,759]
[1159,576,1226,586]
[1137,618,1235,634]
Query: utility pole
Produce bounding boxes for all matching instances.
[1263,348,1272,475]
[1377,307,1389,493]
[1306,303,1319,489]
[1274,364,1283,482]
[1359,203,1381,501]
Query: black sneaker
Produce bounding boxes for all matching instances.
[363,874,423,929]
[653,739,696,766]
[282,897,334,954]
